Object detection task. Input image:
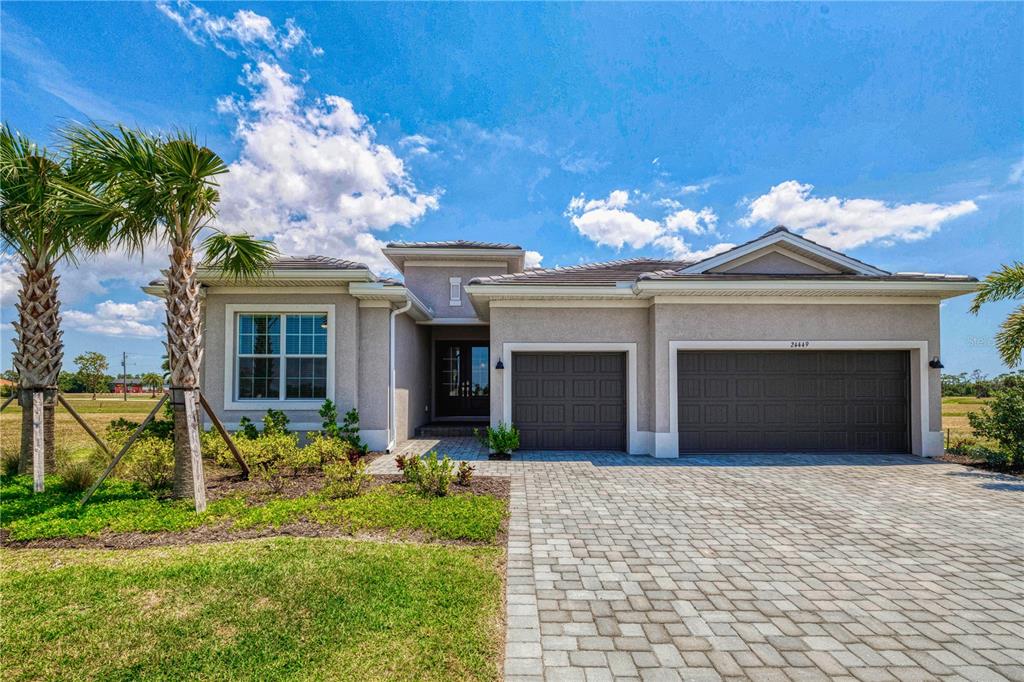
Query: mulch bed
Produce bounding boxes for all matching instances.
[203,467,509,503]
[1,470,511,551]
[936,453,1023,477]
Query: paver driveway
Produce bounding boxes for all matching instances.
[372,440,1024,681]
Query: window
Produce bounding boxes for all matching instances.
[449,277,462,306]
[236,313,327,401]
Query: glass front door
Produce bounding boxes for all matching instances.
[435,342,489,417]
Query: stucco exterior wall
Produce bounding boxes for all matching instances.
[395,313,431,440]
[357,305,390,446]
[403,265,506,318]
[488,305,654,450]
[201,291,359,430]
[651,302,942,456]
[715,251,830,274]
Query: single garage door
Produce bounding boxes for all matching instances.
[678,350,910,453]
[513,352,626,450]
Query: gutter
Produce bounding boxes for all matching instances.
[387,300,413,452]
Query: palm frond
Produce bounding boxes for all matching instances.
[200,232,278,281]
[994,305,1024,368]
[970,262,1024,314]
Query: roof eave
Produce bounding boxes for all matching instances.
[634,279,981,299]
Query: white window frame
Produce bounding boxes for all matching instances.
[449,277,462,306]
[224,303,335,410]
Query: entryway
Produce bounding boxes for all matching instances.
[434,340,490,418]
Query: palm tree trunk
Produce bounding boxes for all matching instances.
[13,260,61,474]
[165,241,205,499]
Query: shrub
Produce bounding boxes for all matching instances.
[305,432,358,467]
[237,416,260,440]
[201,429,231,466]
[120,437,174,491]
[340,408,368,454]
[104,417,173,445]
[968,384,1024,468]
[946,436,979,456]
[319,399,342,440]
[456,461,474,486]
[322,458,370,499]
[1,449,18,478]
[416,451,455,497]
[395,452,421,484]
[262,409,290,436]
[237,433,301,493]
[475,422,520,455]
[58,460,98,493]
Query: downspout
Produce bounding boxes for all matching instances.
[388,300,413,452]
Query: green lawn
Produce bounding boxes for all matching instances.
[1,396,162,463]
[1,538,503,681]
[941,396,992,443]
[1,475,507,543]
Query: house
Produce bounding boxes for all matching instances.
[114,379,145,394]
[144,227,977,457]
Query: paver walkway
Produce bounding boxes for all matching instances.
[373,439,1024,681]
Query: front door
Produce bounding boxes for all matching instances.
[436,342,490,417]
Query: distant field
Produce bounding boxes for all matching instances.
[941,396,990,443]
[0,395,162,459]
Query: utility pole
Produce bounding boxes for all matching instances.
[122,351,128,402]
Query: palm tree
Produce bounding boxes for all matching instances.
[141,372,164,397]
[60,124,276,504]
[970,262,1024,368]
[0,124,83,476]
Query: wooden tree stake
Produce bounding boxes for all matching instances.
[0,394,15,413]
[57,393,112,458]
[32,390,44,492]
[183,389,207,513]
[198,391,249,478]
[80,394,168,506]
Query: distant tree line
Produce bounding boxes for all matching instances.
[1,356,164,397]
[941,370,1023,397]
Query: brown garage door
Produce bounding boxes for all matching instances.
[678,350,910,453]
[513,352,626,450]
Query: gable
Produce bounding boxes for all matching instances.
[709,247,841,275]
[678,226,889,276]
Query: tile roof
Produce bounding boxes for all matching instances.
[385,240,522,250]
[469,258,689,286]
[268,255,368,270]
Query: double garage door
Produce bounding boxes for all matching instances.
[510,349,910,454]
[678,350,910,453]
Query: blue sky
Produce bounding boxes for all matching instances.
[1,2,1021,376]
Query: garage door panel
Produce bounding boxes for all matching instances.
[514,352,626,451]
[678,350,909,454]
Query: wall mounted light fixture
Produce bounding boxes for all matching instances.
[929,356,944,369]
[495,358,504,370]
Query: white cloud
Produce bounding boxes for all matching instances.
[651,236,735,262]
[740,180,979,250]
[156,0,322,59]
[399,134,435,156]
[64,299,164,338]
[680,181,713,195]
[566,190,725,258]
[664,207,718,235]
[215,61,440,273]
[0,253,20,304]
[524,250,544,268]
[1009,159,1024,185]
